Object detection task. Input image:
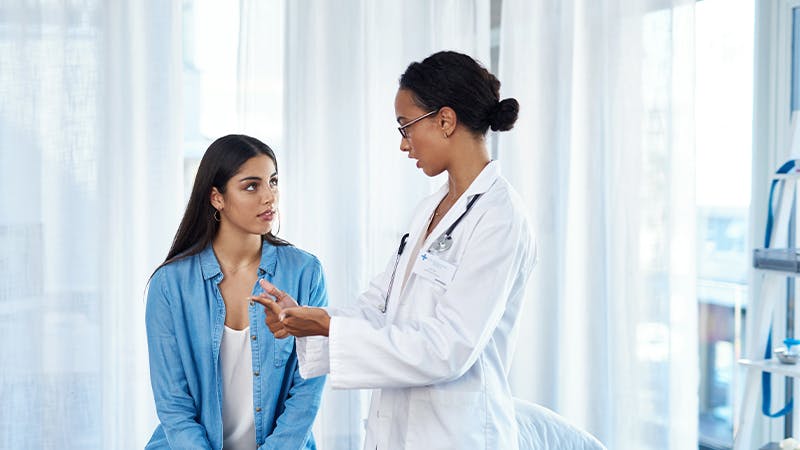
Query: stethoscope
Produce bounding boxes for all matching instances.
[380,193,483,313]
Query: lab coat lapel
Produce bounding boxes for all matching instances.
[418,161,501,257]
[383,188,444,320]
[399,161,501,300]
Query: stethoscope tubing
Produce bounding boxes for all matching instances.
[380,193,483,313]
[381,233,409,313]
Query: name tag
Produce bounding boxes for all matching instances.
[413,252,457,288]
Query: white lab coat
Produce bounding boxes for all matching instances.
[297,161,537,450]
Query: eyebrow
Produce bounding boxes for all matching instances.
[238,172,277,182]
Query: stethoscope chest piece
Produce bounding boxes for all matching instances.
[380,193,483,313]
[429,235,453,253]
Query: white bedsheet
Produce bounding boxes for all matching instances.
[515,398,607,450]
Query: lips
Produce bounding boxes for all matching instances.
[257,209,275,221]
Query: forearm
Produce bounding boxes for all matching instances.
[158,421,214,449]
[327,314,482,389]
[148,336,213,448]
[146,271,214,449]
[151,367,213,448]
[260,371,325,449]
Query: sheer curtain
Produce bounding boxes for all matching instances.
[498,1,697,448]
[0,1,182,448]
[1,1,700,448]
[278,1,489,448]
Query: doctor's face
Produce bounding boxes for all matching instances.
[395,88,449,177]
[212,154,279,236]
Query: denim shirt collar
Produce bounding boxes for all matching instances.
[198,240,278,281]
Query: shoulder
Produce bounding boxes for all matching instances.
[147,253,204,296]
[482,175,531,226]
[476,176,537,262]
[153,252,202,280]
[270,244,327,301]
[273,244,323,272]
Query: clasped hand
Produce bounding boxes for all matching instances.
[249,279,330,338]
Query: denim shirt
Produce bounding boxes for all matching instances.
[145,241,327,450]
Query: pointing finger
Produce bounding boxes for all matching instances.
[249,296,282,316]
[249,295,274,308]
[259,279,287,301]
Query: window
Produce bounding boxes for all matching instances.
[182,0,242,200]
[695,0,754,448]
[181,0,284,202]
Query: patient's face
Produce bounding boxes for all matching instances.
[216,155,280,236]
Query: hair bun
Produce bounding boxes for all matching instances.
[489,98,519,132]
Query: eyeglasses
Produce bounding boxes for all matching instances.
[397,109,439,139]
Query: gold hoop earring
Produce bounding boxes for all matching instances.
[213,209,221,222]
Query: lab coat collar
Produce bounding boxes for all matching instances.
[199,240,277,281]
[390,160,501,306]
[430,159,500,212]
[463,159,500,198]
[418,160,500,248]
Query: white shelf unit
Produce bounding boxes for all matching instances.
[734,170,800,450]
[735,267,800,449]
[740,359,800,379]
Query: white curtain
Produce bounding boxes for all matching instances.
[236,0,284,143]
[1,1,700,449]
[278,1,489,448]
[0,1,182,448]
[499,1,697,449]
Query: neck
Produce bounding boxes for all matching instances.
[212,227,262,269]
[445,138,491,200]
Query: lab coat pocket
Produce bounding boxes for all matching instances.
[406,388,485,449]
[397,276,445,319]
[413,275,447,300]
[273,335,295,367]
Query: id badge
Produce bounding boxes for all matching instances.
[413,252,457,288]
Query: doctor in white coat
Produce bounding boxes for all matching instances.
[253,50,537,450]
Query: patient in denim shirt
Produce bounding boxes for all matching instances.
[145,134,327,450]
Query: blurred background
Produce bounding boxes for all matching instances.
[0,0,788,448]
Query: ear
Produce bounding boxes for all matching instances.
[210,186,224,211]
[438,106,457,138]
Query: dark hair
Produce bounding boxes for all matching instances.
[399,50,519,135]
[155,134,289,274]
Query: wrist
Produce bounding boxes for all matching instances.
[322,313,330,337]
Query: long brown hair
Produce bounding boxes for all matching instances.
[153,134,289,276]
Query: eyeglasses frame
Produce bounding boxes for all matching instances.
[397,108,440,139]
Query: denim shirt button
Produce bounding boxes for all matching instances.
[249,300,255,306]
[254,371,260,376]
[255,407,262,413]
[251,335,257,340]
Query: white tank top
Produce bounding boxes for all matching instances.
[220,325,257,450]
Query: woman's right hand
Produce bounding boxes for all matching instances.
[250,279,299,339]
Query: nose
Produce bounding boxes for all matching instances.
[399,136,411,152]
[262,186,275,205]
